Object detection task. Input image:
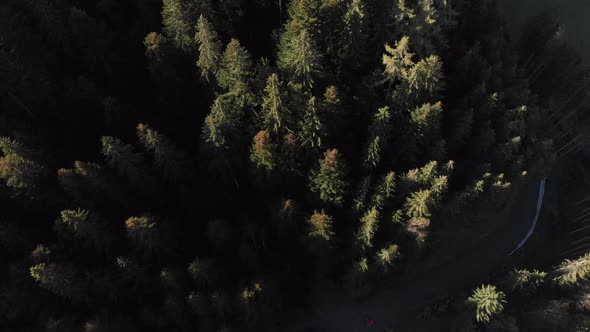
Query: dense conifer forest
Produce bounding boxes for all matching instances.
[1,0,589,331]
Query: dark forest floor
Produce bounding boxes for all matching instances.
[287,178,544,331]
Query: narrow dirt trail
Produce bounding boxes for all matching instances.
[288,179,544,332]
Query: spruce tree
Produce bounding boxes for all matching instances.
[341,0,367,66]
[56,209,106,252]
[382,36,415,82]
[407,54,444,99]
[137,123,191,183]
[467,285,507,323]
[101,136,143,181]
[125,216,160,254]
[188,258,217,289]
[307,210,334,241]
[162,0,193,51]
[365,136,382,169]
[278,29,322,88]
[376,243,400,268]
[411,102,443,146]
[261,73,287,133]
[278,0,321,57]
[202,94,242,149]
[216,39,253,95]
[555,252,590,286]
[0,137,44,193]
[365,106,391,169]
[405,189,433,218]
[512,269,546,293]
[250,130,276,171]
[357,206,379,248]
[371,171,396,209]
[30,263,84,301]
[309,148,347,206]
[162,0,214,51]
[299,96,324,151]
[195,15,222,80]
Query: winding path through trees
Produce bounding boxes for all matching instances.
[289,178,546,332]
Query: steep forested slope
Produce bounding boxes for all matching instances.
[0,0,587,331]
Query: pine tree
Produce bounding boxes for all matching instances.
[309,148,347,206]
[0,137,44,193]
[278,28,322,88]
[467,284,507,323]
[307,210,334,241]
[261,73,287,133]
[195,15,222,80]
[216,39,253,95]
[250,130,276,171]
[299,96,324,151]
[357,206,379,248]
